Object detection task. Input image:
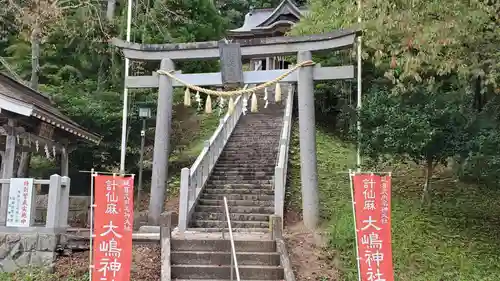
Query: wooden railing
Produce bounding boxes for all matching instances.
[274,86,294,220]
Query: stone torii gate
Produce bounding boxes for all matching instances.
[112,28,360,226]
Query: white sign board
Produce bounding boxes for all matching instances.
[7,178,35,227]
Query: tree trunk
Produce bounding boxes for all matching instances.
[18,25,41,178]
[421,158,434,204]
[30,25,40,90]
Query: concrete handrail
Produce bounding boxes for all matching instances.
[274,86,294,220]
[177,61,264,232]
[178,90,251,232]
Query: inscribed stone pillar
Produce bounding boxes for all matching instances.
[148,58,175,225]
[297,51,319,230]
[0,119,16,225]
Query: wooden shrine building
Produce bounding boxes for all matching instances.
[227,0,307,71]
[0,72,100,181]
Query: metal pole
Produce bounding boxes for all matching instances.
[119,0,134,173]
[89,168,95,281]
[349,170,362,281]
[137,118,146,211]
[223,196,241,281]
[356,0,362,172]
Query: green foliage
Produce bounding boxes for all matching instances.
[289,126,500,280]
[359,84,471,168]
[0,0,236,175]
[292,0,500,188]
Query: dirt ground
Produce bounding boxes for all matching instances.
[284,210,341,281]
[55,196,180,280]
[55,245,161,281]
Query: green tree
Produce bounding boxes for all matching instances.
[360,83,471,202]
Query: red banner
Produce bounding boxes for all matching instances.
[92,175,134,281]
[352,173,394,281]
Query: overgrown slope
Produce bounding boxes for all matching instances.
[287,122,500,280]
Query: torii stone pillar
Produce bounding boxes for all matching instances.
[297,51,319,230]
[148,58,175,224]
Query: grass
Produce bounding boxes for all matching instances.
[0,269,87,281]
[287,122,500,281]
[167,112,220,196]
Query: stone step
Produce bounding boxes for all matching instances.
[185,227,270,233]
[173,279,281,281]
[220,151,277,156]
[220,149,278,153]
[203,188,274,195]
[208,179,273,185]
[195,205,274,214]
[227,133,280,137]
[193,212,270,222]
[213,164,276,169]
[171,264,283,280]
[171,251,280,266]
[205,183,273,189]
[171,239,276,252]
[191,220,269,229]
[199,199,273,207]
[201,194,274,201]
[216,157,276,162]
[208,175,273,181]
[211,169,275,175]
[215,160,276,165]
[211,170,274,175]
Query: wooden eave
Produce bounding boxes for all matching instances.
[0,73,101,144]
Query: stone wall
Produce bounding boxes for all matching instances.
[0,231,59,272]
[36,195,90,226]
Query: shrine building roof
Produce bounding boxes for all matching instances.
[228,0,307,38]
[0,72,101,144]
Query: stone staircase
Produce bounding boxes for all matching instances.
[170,232,284,280]
[169,88,290,280]
[189,100,285,231]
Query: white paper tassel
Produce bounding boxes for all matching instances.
[52,146,56,158]
[184,87,192,106]
[35,140,39,152]
[44,144,50,159]
[228,96,235,115]
[264,88,269,109]
[275,83,282,102]
[205,95,212,114]
[195,91,202,111]
[218,97,225,116]
[242,94,248,115]
[250,92,258,113]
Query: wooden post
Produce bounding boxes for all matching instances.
[0,119,16,225]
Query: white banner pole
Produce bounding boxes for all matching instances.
[349,169,362,281]
[89,168,96,280]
